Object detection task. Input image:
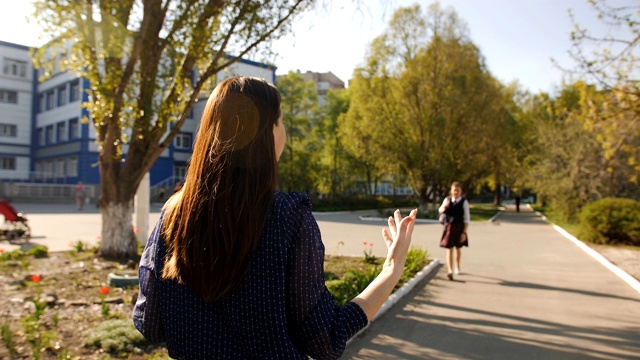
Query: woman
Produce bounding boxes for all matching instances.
[438,181,470,280]
[133,76,417,359]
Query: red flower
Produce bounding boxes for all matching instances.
[370,243,374,247]
[0,249,4,253]
[31,274,42,282]
[100,286,110,295]
[363,241,367,245]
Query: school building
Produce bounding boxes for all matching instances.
[0,40,276,199]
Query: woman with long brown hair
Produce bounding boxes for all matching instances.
[133,76,417,359]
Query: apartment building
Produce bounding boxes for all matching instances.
[0,40,34,181]
[299,71,345,107]
[0,40,276,187]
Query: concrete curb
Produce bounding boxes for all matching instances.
[347,258,441,344]
[532,205,640,294]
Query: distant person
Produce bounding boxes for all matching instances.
[75,181,86,211]
[515,194,521,213]
[158,187,166,202]
[133,76,418,359]
[439,181,470,280]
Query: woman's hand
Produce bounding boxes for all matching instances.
[381,209,417,272]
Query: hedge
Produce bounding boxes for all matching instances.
[578,198,640,246]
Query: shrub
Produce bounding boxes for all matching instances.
[27,245,49,258]
[399,247,430,287]
[327,267,379,306]
[578,198,640,246]
[83,319,145,354]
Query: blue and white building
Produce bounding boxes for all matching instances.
[0,40,276,190]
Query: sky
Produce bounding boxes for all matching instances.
[0,0,622,94]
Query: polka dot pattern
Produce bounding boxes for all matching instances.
[133,191,368,359]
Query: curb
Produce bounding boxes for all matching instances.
[532,205,640,294]
[347,259,441,344]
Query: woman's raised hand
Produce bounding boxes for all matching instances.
[381,209,417,271]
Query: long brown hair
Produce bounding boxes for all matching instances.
[161,76,281,302]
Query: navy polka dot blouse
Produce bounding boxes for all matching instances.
[133,191,368,359]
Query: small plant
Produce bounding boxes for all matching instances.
[83,319,146,354]
[23,274,52,360]
[362,241,377,264]
[28,245,49,258]
[71,240,85,253]
[99,286,110,318]
[1,324,18,359]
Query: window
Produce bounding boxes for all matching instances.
[69,118,79,139]
[37,128,44,146]
[174,133,192,149]
[55,158,65,177]
[39,94,45,112]
[46,125,54,144]
[3,58,27,77]
[44,160,53,176]
[58,85,67,106]
[0,124,17,137]
[70,80,80,102]
[0,157,16,170]
[57,122,67,142]
[46,91,55,110]
[67,157,78,177]
[0,90,18,104]
[174,165,187,179]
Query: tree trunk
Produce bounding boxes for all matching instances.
[418,186,428,213]
[99,201,138,258]
[493,182,501,205]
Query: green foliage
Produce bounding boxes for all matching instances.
[399,247,430,287]
[578,198,640,246]
[312,195,415,212]
[1,324,18,359]
[28,245,49,258]
[327,267,380,306]
[83,319,145,354]
[22,286,56,359]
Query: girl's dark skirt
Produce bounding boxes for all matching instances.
[440,223,469,248]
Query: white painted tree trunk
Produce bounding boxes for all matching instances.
[100,201,138,258]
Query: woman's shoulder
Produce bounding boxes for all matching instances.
[274,191,312,213]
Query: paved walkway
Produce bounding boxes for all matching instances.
[2,203,639,359]
[343,207,640,359]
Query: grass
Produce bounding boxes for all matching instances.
[531,205,581,238]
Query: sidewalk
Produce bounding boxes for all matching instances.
[343,207,640,359]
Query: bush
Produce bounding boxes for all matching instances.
[312,195,415,212]
[83,319,146,354]
[27,245,48,258]
[578,198,640,246]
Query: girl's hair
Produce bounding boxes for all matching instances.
[161,76,281,302]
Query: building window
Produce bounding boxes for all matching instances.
[46,90,55,110]
[2,58,27,77]
[174,165,187,179]
[69,118,79,139]
[174,133,192,149]
[55,158,65,177]
[58,85,67,106]
[38,128,44,146]
[0,157,16,170]
[67,156,78,177]
[44,160,53,176]
[0,124,17,137]
[0,90,18,104]
[46,125,54,144]
[57,122,67,142]
[70,80,80,102]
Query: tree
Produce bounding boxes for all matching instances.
[342,3,504,210]
[33,0,311,258]
[276,71,318,193]
[314,88,359,197]
[566,0,640,186]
